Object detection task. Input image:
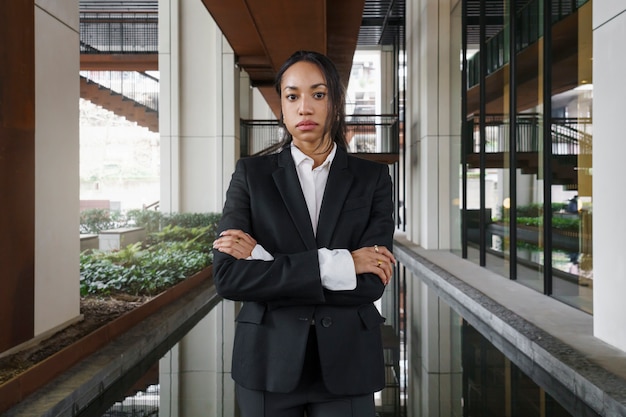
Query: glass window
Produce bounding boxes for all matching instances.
[514,0,544,293]
[549,0,593,312]
[460,0,593,313]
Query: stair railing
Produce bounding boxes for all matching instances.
[81,70,159,113]
[467,114,591,156]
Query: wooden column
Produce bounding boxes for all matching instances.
[0,2,35,352]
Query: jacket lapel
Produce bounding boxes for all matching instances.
[272,148,317,250]
[316,147,353,248]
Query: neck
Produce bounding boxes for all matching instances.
[295,139,333,168]
[311,151,330,168]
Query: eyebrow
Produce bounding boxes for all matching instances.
[283,83,328,92]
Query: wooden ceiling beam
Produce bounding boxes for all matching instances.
[243,0,327,70]
[202,0,364,117]
[326,0,366,88]
[80,54,158,71]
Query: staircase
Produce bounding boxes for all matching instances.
[465,116,592,188]
[79,8,159,132]
[80,73,158,133]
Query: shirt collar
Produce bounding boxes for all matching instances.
[290,142,337,170]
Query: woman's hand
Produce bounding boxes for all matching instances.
[213,229,257,260]
[351,245,396,285]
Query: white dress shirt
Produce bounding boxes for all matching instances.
[247,143,357,291]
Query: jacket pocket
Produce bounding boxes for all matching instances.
[235,302,266,324]
[358,304,386,330]
[342,197,368,212]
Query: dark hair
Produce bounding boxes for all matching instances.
[263,50,347,155]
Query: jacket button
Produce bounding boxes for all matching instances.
[321,317,333,328]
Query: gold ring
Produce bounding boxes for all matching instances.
[377,260,382,267]
[374,245,379,253]
[236,238,240,243]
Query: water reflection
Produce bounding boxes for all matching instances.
[83,281,600,417]
[462,320,600,417]
[103,385,159,416]
[398,260,603,417]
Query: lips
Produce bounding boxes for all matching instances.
[296,120,317,130]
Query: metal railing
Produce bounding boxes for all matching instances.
[81,70,159,112]
[239,120,284,157]
[347,114,400,154]
[80,12,158,54]
[467,114,592,155]
[240,115,400,157]
[467,0,590,88]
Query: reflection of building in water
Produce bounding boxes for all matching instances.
[104,385,160,417]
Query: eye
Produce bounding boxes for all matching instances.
[313,92,326,100]
[285,94,298,101]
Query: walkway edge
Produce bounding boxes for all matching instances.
[394,236,626,417]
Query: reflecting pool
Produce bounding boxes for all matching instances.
[86,272,602,417]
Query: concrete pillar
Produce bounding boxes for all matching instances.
[450,0,463,252]
[405,0,459,249]
[381,46,397,117]
[252,87,275,120]
[158,0,240,415]
[34,1,81,338]
[405,0,420,245]
[159,0,239,214]
[239,72,252,120]
[593,2,626,351]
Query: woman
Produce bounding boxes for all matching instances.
[212,50,396,417]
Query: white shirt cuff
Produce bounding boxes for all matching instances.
[247,244,275,261]
[318,248,357,291]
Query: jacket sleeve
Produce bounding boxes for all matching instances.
[321,163,395,306]
[212,158,326,304]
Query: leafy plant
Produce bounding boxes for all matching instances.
[146,224,217,248]
[126,209,163,234]
[80,245,211,296]
[163,212,221,229]
[87,242,144,267]
[80,212,221,297]
[517,216,579,231]
[497,202,570,221]
[80,209,128,234]
[82,209,222,235]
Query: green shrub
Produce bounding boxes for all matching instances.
[126,209,163,234]
[82,209,222,235]
[145,224,218,248]
[162,212,222,229]
[80,208,127,234]
[80,212,221,297]
[517,216,579,231]
[497,203,573,222]
[80,245,211,296]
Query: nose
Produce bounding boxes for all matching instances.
[298,96,312,115]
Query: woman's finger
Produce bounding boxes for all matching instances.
[373,245,396,266]
[213,229,257,260]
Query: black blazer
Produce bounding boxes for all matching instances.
[213,146,394,396]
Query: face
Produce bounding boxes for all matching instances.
[280,61,331,151]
